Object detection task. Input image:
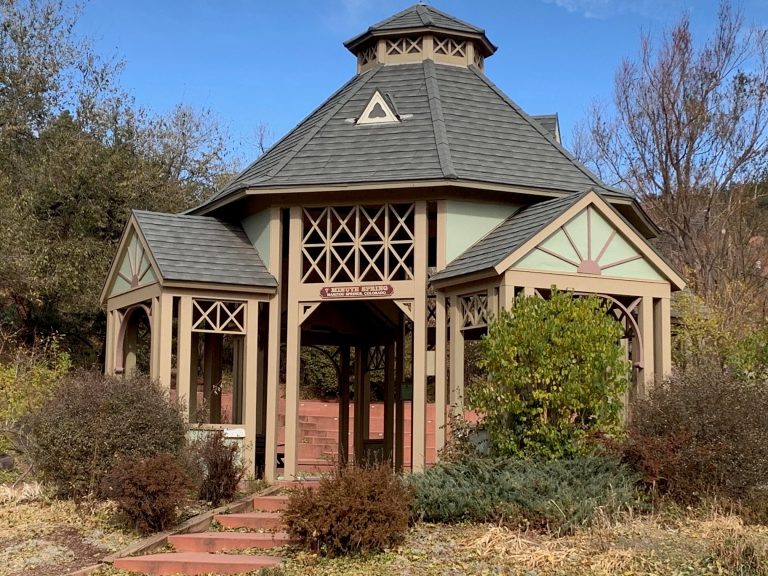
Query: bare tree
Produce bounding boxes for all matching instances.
[576,3,768,315]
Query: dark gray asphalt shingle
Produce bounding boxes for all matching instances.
[200,62,623,211]
[531,114,559,142]
[365,4,484,35]
[431,194,583,282]
[134,211,277,288]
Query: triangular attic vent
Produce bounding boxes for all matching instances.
[356,90,399,125]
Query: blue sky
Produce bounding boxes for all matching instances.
[76,0,768,164]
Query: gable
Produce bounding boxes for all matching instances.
[512,205,664,281]
[108,227,159,298]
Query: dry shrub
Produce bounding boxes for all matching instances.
[704,527,768,575]
[196,430,243,506]
[101,453,192,534]
[626,362,768,502]
[25,370,187,498]
[283,462,414,557]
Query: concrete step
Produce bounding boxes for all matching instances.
[113,552,281,575]
[253,494,289,512]
[168,531,294,553]
[215,511,284,531]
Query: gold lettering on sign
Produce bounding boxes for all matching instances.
[319,285,394,299]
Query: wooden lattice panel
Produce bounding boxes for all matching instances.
[385,37,422,55]
[367,346,386,371]
[460,293,488,330]
[301,204,415,284]
[192,299,246,334]
[473,52,484,70]
[358,45,377,66]
[434,37,466,57]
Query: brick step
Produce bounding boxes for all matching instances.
[253,494,289,511]
[215,511,284,531]
[168,531,294,553]
[113,552,281,575]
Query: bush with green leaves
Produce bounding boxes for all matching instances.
[624,361,768,502]
[283,462,414,557]
[0,336,70,454]
[25,370,187,498]
[409,455,642,534]
[101,453,192,533]
[470,291,629,458]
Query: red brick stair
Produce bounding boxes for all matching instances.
[113,492,292,575]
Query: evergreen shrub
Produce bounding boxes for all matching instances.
[409,455,643,534]
[283,462,414,557]
[196,430,243,506]
[26,370,187,498]
[101,453,192,533]
[624,362,768,502]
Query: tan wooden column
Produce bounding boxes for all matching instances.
[242,297,260,478]
[499,272,516,310]
[394,325,405,472]
[124,312,138,377]
[384,342,395,464]
[265,208,283,482]
[151,293,174,389]
[412,201,428,471]
[434,293,448,454]
[176,296,193,417]
[339,346,351,465]
[284,206,303,479]
[204,334,223,423]
[149,296,160,380]
[523,286,535,297]
[637,296,655,397]
[654,296,672,382]
[105,309,117,375]
[188,332,199,421]
[353,345,365,464]
[448,296,465,416]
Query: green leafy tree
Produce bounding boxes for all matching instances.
[470,291,629,458]
[0,0,237,362]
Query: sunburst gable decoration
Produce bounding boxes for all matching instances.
[514,206,664,281]
[110,230,158,297]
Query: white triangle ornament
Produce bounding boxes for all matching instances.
[356,90,400,125]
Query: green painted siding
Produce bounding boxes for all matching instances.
[242,210,272,270]
[516,249,577,273]
[109,232,157,297]
[604,259,663,281]
[444,200,518,263]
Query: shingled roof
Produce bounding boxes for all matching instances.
[431,194,583,282]
[199,61,622,211]
[343,4,494,53]
[133,211,276,288]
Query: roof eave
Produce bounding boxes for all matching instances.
[344,27,497,57]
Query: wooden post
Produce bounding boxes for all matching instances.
[434,293,447,454]
[150,297,160,381]
[189,332,199,421]
[265,208,282,482]
[384,342,395,464]
[395,325,405,472]
[449,296,465,415]
[157,294,174,389]
[412,201,428,472]
[354,345,365,464]
[284,206,302,479]
[105,309,116,375]
[176,296,193,417]
[124,314,138,377]
[339,346,350,465]
[243,297,260,478]
[637,296,655,398]
[204,334,223,423]
[654,296,672,381]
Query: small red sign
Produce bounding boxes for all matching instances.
[319,285,394,299]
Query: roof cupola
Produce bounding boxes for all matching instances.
[344,4,497,74]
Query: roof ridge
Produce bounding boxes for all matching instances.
[467,66,627,196]
[415,4,433,26]
[423,60,456,180]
